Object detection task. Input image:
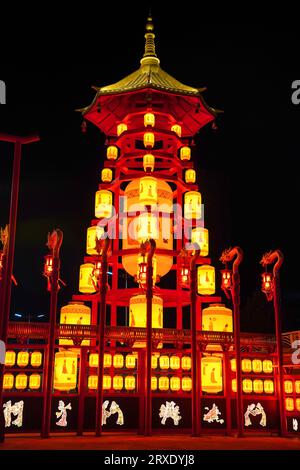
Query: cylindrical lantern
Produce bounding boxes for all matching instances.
[230,358,236,372]
[31,351,42,368]
[171,124,181,136]
[3,374,14,390]
[29,374,41,390]
[202,304,233,332]
[264,380,274,394]
[54,351,78,392]
[144,112,155,127]
[261,272,273,295]
[286,397,294,412]
[197,265,215,295]
[159,376,169,391]
[180,146,191,161]
[104,353,112,368]
[129,295,163,347]
[151,376,158,391]
[182,376,192,392]
[242,359,252,373]
[136,213,159,243]
[159,355,170,370]
[113,354,124,369]
[89,353,98,368]
[170,356,180,370]
[16,374,28,390]
[117,123,127,136]
[253,379,263,394]
[103,375,112,390]
[295,381,300,394]
[86,225,105,255]
[191,227,209,257]
[263,360,273,374]
[182,356,192,370]
[113,375,123,391]
[79,263,96,294]
[88,375,98,390]
[5,351,16,367]
[252,359,262,374]
[125,375,136,391]
[184,191,202,219]
[101,168,113,183]
[17,351,29,368]
[60,302,91,346]
[139,176,158,205]
[152,355,158,369]
[95,190,113,219]
[242,379,253,394]
[185,169,196,184]
[125,354,137,369]
[143,154,155,172]
[143,132,155,148]
[201,356,223,394]
[170,376,180,391]
[284,380,293,394]
[231,379,237,393]
[106,145,118,160]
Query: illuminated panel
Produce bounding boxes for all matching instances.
[241,359,252,373]
[242,379,252,394]
[170,356,180,370]
[17,352,29,368]
[158,376,169,391]
[253,379,263,394]
[29,374,41,390]
[31,351,42,367]
[151,377,158,391]
[170,376,180,391]
[197,265,215,295]
[125,375,136,391]
[15,374,28,390]
[5,351,16,367]
[88,375,98,390]
[3,374,14,390]
[201,356,223,394]
[284,380,293,394]
[286,397,294,412]
[264,380,274,394]
[182,377,192,392]
[113,354,124,369]
[181,356,191,371]
[263,360,273,374]
[159,356,170,370]
[125,354,137,369]
[252,359,262,374]
[113,375,123,391]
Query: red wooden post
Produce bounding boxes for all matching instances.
[77,348,88,436]
[224,347,232,436]
[190,246,200,436]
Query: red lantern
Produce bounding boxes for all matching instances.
[261,271,273,300]
[179,255,190,289]
[93,260,102,281]
[44,255,53,277]
[221,269,232,291]
[136,259,147,288]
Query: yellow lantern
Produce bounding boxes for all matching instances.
[87,375,98,390]
[143,154,155,172]
[113,354,124,369]
[125,375,136,391]
[201,356,223,394]
[231,379,237,393]
[31,351,42,368]
[159,355,170,370]
[286,397,294,412]
[113,375,123,391]
[3,374,14,390]
[253,379,263,394]
[152,355,158,369]
[95,190,113,219]
[144,112,155,127]
[171,124,181,136]
[263,359,273,374]
[170,356,180,370]
[117,123,127,136]
[151,376,158,391]
[29,374,41,390]
[191,227,209,257]
[101,168,113,183]
[182,356,192,370]
[86,225,105,255]
[125,354,137,369]
[107,145,118,160]
[295,380,300,394]
[296,398,300,412]
[230,358,236,372]
[79,263,96,294]
[5,351,16,367]
[159,376,169,391]
[16,374,28,390]
[104,354,112,368]
[202,304,233,332]
[242,379,253,394]
[129,295,163,347]
[54,351,78,392]
[242,359,252,373]
[143,132,155,148]
[170,376,180,391]
[103,375,112,390]
[197,265,215,295]
[284,380,293,394]
[185,169,196,184]
[252,359,262,374]
[184,191,202,219]
[182,376,192,392]
[264,380,274,394]
[139,176,158,205]
[136,213,159,243]
[89,354,98,368]
[180,146,191,161]
[17,351,29,368]
[60,302,91,346]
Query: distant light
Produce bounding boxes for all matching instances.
[108,272,113,275]
[37,314,45,318]
[14,313,22,318]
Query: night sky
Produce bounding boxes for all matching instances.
[0,9,299,332]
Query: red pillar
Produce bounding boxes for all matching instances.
[190,250,200,436]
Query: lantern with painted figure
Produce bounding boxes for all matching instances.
[139,177,158,205]
[95,190,113,219]
[191,227,209,257]
[129,295,163,347]
[197,265,215,295]
[54,351,78,392]
[86,225,105,255]
[184,191,202,219]
[201,355,223,394]
[106,145,118,160]
[59,302,91,346]
[79,263,96,294]
[101,168,113,183]
[202,304,233,332]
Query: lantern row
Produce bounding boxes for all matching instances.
[5,351,43,368]
[3,373,41,390]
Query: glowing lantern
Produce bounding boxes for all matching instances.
[88,375,98,390]
[31,351,42,368]
[117,123,127,136]
[159,376,169,391]
[16,374,28,390]
[231,379,237,393]
[29,374,41,390]
[144,112,155,127]
[170,376,180,391]
[242,379,253,394]
[113,375,123,391]
[86,225,105,255]
[79,263,96,294]
[125,375,136,391]
[284,380,293,394]
[113,354,124,369]
[89,354,98,368]
[136,213,159,244]
[197,265,215,295]
[106,145,118,160]
[221,269,232,291]
[252,359,262,374]
[125,354,137,369]
[43,254,53,277]
[263,359,273,374]
[261,271,273,295]
[264,380,274,394]
[180,146,191,161]
[242,358,252,373]
[143,154,155,172]
[230,358,236,372]
[184,191,202,219]
[101,168,113,183]
[182,356,192,370]
[3,374,14,390]
[295,381,300,394]
[253,379,264,394]
[54,351,78,392]
[95,190,113,219]
[104,354,112,368]
[286,397,294,411]
[191,227,209,257]
[139,176,158,205]
[129,295,163,347]
[159,356,170,370]
[17,351,29,368]
[136,254,157,287]
[201,356,223,394]
[170,356,180,370]
[180,262,190,289]
[185,169,196,184]
[60,302,91,346]
[152,355,158,369]
[202,304,233,332]
[296,399,300,411]
[182,377,192,392]
[171,124,181,136]
[5,351,16,367]
[103,375,112,390]
[151,377,158,391]
[143,132,155,149]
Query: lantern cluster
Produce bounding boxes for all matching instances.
[3,373,42,390]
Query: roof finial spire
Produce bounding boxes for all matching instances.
[140,10,160,67]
